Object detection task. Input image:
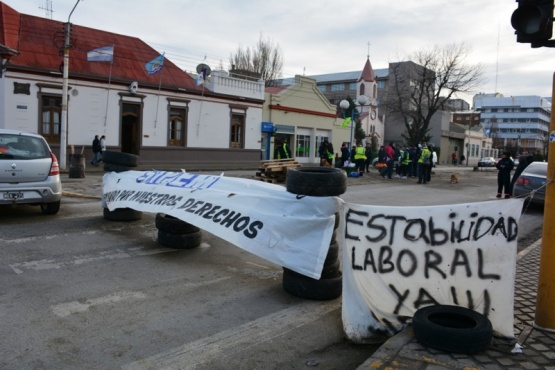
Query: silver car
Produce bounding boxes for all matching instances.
[0,129,62,214]
[512,162,547,206]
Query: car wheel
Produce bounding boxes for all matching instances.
[103,207,143,221]
[40,200,60,215]
[157,230,202,249]
[286,167,347,197]
[282,269,342,300]
[155,213,200,234]
[102,151,139,167]
[412,305,493,354]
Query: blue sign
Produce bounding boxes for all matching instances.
[261,122,276,133]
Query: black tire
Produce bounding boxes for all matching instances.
[157,230,202,249]
[40,200,60,215]
[324,241,339,265]
[282,269,342,300]
[103,207,143,221]
[286,167,347,197]
[412,305,493,354]
[68,166,85,178]
[103,163,133,173]
[334,212,340,230]
[102,151,139,167]
[155,213,200,234]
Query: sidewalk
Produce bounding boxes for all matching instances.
[358,238,555,370]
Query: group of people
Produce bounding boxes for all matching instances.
[375,142,437,184]
[91,134,106,166]
[495,151,534,199]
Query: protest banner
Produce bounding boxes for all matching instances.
[103,170,341,279]
[341,200,523,341]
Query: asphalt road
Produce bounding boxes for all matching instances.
[0,167,543,369]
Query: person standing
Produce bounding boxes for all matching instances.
[382,142,395,179]
[274,139,291,160]
[340,143,350,167]
[354,142,367,176]
[451,151,457,165]
[99,135,106,163]
[427,146,437,183]
[417,144,432,184]
[496,151,514,198]
[91,135,101,166]
[364,142,373,173]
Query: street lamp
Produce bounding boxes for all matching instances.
[60,0,83,170]
[340,95,369,149]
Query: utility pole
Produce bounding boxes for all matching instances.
[534,72,555,332]
[60,0,83,170]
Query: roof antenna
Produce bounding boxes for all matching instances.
[367,41,371,58]
[39,0,54,19]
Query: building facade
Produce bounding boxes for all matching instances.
[474,93,551,157]
[0,2,264,170]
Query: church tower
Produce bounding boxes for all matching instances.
[357,57,383,147]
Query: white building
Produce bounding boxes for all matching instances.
[474,94,551,156]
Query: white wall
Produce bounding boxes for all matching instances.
[1,72,263,151]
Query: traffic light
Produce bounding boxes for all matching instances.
[511,0,555,47]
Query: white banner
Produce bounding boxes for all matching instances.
[103,171,341,279]
[341,199,523,341]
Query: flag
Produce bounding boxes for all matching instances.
[196,66,207,86]
[196,73,204,86]
[341,117,351,128]
[87,45,114,62]
[145,53,164,75]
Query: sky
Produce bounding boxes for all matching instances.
[6,0,555,105]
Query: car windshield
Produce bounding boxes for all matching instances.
[0,134,49,160]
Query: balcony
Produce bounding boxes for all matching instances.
[206,70,265,100]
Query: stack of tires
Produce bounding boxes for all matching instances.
[282,167,346,300]
[102,151,142,222]
[68,153,86,178]
[155,213,202,249]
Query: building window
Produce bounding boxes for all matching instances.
[331,84,343,92]
[40,94,62,143]
[296,134,311,158]
[168,107,187,146]
[230,113,245,148]
[359,84,365,96]
[317,85,327,93]
[377,80,385,88]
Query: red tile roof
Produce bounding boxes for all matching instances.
[0,1,198,91]
[358,57,376,83]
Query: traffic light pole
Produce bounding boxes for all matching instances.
[534,72,555,332]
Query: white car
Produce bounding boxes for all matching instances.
[0,129,62,214]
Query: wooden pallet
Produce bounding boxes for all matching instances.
[256,158,301,183]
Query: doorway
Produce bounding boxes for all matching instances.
[121,103,141,155]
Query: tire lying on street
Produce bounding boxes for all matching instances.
[157,230,202,249]
[103,207,143,222]
[286,167,347,197]
[412,304,493,354]
[324,241,339,265]
[102,151,139,167]
[155,213,200,234]
[282,268,342,300]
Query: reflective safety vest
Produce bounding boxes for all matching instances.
[354,146,366,160]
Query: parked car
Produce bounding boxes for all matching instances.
[477,157,496,167]
[512,162,547,206]
[0,129,62,214]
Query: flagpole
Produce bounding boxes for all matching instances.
[103,46,114,128]
[154,66,163,129]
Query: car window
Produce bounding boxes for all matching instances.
[523,163,547,176]
[0,134,49,160]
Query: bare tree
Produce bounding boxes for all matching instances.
[383,43,484,146]
[229,34,284,87]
